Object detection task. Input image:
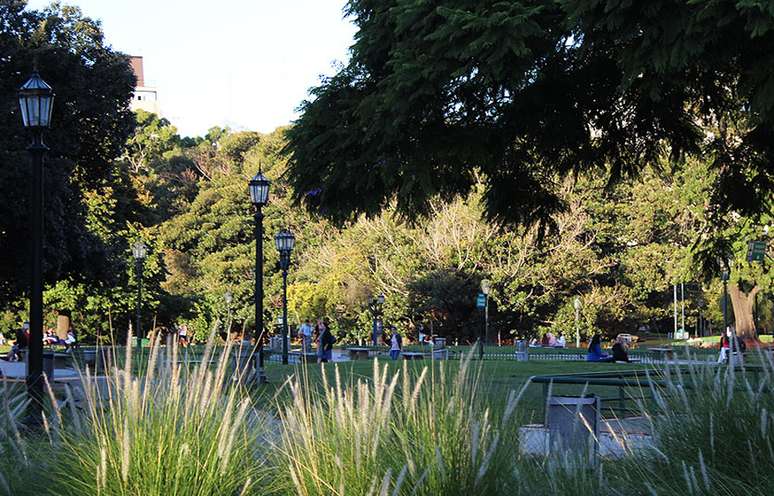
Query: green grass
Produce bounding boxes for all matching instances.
[261,359,651,422]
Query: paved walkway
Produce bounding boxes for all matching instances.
[0,360,80,380]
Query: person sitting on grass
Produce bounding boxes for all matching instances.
[586,334,614,362]
[554,333,566,348]
[612,336,630,363]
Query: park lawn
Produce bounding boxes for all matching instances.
[261,358,654,424]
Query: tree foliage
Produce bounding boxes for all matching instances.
[285,0,774,232]
[0,1,136,307]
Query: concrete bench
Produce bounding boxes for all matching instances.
[348,348,371,360]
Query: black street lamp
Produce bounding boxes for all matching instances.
[275,229,295,365]
[132,241,147,353]
[721,263,732,353]
[249,171,270,382]
[18,71,54,421]
[369,293,385,346]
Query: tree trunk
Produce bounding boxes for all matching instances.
[728,284,759,339]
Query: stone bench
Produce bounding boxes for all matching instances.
[348,348,371,360]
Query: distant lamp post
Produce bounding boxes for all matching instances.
[574,297,582,349]
[132,241,147,353]
[369,293,386,346]
[721,263,732,352]
[274,229,295,365]
[224,290,233,336]
[18,71,54,419]
[480,279,491,358]
[249,171,270,382]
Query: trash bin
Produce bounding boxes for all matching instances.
[515,340,529,361]
[547,395,600,461]
[26,352,55,380]
[43,351,55,380]
[232,342,255,383]
[269,336,283,352]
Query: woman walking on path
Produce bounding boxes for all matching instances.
[389,326,402,360]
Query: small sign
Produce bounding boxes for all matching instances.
[747,240,767,263]
[476,293,486,309]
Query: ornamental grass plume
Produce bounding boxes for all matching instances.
[45,329,271,496]
[616,348,774,496]
[276,352,521,496]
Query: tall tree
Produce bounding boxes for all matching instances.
[0,1,136,306]
[285,0,774,231]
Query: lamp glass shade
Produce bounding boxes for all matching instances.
[132,241,148,259]
[18,72,54,128]
[225,291,233,304]
[249,172,270,206]
[574,297,581,310]
[274,229,295,253]
[377,293,385,305]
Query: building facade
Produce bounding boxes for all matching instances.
[129,56,161,115]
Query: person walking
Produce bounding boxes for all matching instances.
[389,326,402,360]
[317,319,335,363]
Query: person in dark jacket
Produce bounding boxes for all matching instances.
[317,319,336,363]
[611,337,630,363]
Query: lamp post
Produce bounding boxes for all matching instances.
[369,293,385,346]
[249,171,270,382]
[224,290,233,336]
[721,264,731,353]
[480,279,490,358]
[18,71,54,419]
[574,297,581,349]
[131,241,147,354]
[274,229,295,365]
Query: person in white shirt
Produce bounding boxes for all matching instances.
[299,319,313,353]
[555,334,566,348]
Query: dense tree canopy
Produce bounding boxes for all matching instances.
[285,0,774,232]
[0,1,136,307]
[1,1,771,345]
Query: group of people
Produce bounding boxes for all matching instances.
[297,319,337,363]
[44,327,78,349]
[586,334,631,362]
[529,332,567,348]
[296,319,405,361]
[4,321,78,362]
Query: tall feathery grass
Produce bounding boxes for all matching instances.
[1,343,773,495]
[275,354,522,495]
[615,350,774,496]
[42,331,270,496]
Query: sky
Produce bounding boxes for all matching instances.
[28,0,357,137]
